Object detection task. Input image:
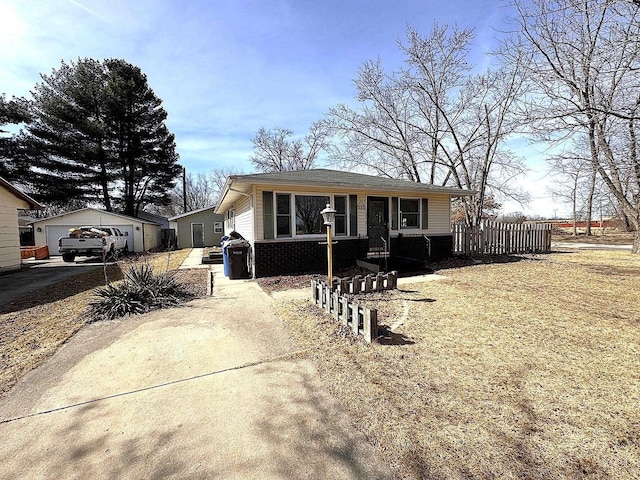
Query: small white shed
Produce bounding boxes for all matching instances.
[32,207,161,254]
[0,177,42,272]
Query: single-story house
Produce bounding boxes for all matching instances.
[215,169,474,277]
[0,177,43,272]
[32,207,162,254]
[168,206,225,249]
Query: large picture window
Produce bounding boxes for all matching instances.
[263,193,353,239]
[400,198,419,229]
[295,195,329,235]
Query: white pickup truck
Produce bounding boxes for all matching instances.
[58,226,129,262]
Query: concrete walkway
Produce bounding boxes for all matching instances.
[0,265,390,479]
[178,247,210,269]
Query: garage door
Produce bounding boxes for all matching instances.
[45,224,135,255]
[45,225,74,255]
[112,225,135,251]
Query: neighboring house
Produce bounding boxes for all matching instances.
[0,177,42,272]
[168,206,225,249]
[215,169,474,278]
[32,207,162,254]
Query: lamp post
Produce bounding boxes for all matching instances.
[320,203,337,289]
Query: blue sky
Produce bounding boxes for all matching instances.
[0,0,557,216]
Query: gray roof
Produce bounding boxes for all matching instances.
[168,205,222,221]
[216,168,474,213]
[30,207,160,225]
[229,169,471,193]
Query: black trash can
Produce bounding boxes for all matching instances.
[228,245,250,279]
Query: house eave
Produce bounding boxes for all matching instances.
[215,174,475,213]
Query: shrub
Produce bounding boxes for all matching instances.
[89,264,192,321]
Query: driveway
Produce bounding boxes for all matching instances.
[0,257,105,307]
[0,267,391,479]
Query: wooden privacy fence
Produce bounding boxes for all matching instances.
[311,279,379,343]
[335,271,398,295]
[453,220,552,255]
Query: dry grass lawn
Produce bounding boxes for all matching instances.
[0,249,194,396]
[272,250,640,479]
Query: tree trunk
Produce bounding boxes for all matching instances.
[98,142,112,212]
[584,166,596,236]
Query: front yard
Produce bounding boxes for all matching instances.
[2,246,638,478]
[272,249,640,479]
[0,250,205,395]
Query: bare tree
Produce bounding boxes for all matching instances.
[548,152,593,235]
[168,167,239,214]
[504,0,640,252]
[327,59,424,181]
[327,24,529,226]
[250,121,329,172]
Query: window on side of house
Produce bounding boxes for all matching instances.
[276,193,291,237]
[334,195,347,236]
[295,195,329,235]
[213,222,223,234]
[400,198,420,229]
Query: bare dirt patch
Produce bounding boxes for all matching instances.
[271,250,640,479]
[0,249,207,396]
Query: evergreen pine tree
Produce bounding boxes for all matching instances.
[22,58,181,215]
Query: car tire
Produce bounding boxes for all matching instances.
[62,253,76,263]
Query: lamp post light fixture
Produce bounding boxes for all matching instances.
[320,203,337,289]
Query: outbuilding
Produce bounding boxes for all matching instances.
[168,206,225,249]
[32,207,162,254]
[0,177,43,272]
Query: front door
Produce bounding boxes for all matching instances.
[367,197,389,252]
[192,223,204,248]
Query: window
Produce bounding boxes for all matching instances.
[295,195,329,235]
[276,194,291,237]
[334,196,347,236]
[213,222,223,234]
[400,198,420,229]
[265,193,351,238]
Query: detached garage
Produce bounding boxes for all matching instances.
[32,207,161,254]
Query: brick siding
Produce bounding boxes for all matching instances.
[254,238,369,278]
[253,235,453,277]
[391,234,453,262]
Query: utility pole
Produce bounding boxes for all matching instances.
[182,167,187,214]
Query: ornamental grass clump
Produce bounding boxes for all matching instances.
[90,263,192,321]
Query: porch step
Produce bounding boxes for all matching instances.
[202,252,223,264]
[366,251,390,258]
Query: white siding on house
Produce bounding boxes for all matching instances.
[0,186,30,271]
[426,194,452,235]
[253,185,454,240]
[233,194,254,245]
